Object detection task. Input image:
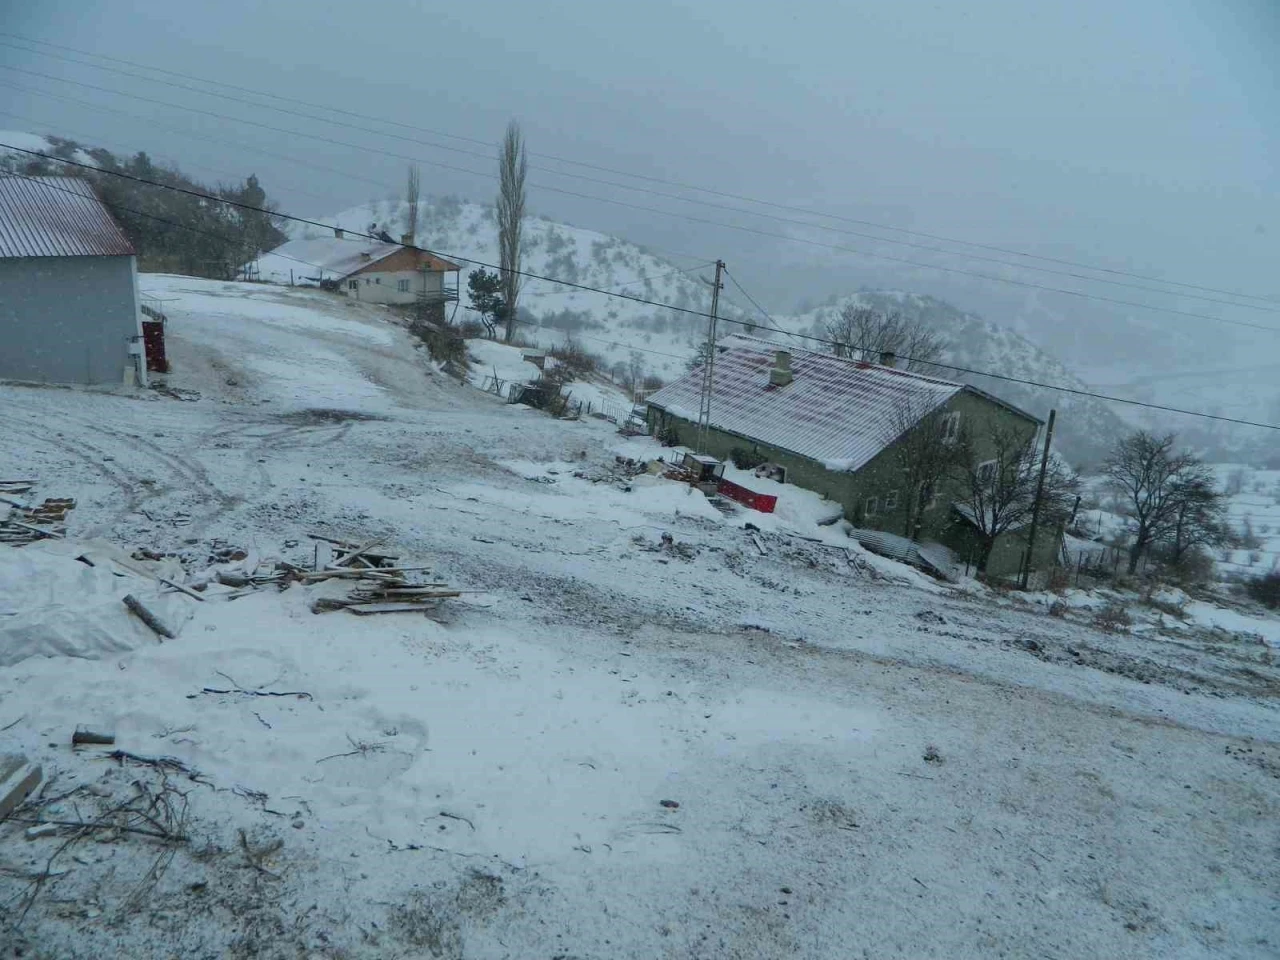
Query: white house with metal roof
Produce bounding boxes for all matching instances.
[0,175,147,386]
[258,230,460,308]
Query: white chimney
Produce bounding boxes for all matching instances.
[880,350,897,368]
[401,232,414,247]
[334,227,344,239]
[769,349,793,387]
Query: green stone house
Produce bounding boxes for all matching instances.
[645,336,1060,579]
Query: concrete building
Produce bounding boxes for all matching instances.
[261,230,460,309]
[645,336,1058,578]
[0,176,147,386]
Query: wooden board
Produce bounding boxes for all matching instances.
[345,602,439,615]
[0,753,42,821]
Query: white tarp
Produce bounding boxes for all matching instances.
[0,539,194,667]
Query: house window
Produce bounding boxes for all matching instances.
[364,278,371,285]
[977,459,997,484]
[374,277,382,284]
[884,490,899,510]
[865,496,880,518]
[397,279,410,293]
[347,279,358,290]
[941,412,961,445]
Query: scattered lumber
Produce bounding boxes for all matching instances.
[1,490,76,546]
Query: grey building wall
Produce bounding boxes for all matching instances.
[0,254,142,385]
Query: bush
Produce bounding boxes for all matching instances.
[730,447,768,470]
[548,340,602,379]
[409,320,466,371]
[1245,571,1280,610]
[657,423,681,447]
[1093,603,1133,634]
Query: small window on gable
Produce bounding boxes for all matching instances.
[884,490,899,510]
[977,459,997,485]
[941,412,961,445]
[865,496,880,517]
[397,279,410,292]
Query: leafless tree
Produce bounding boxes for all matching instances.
[825,305,944,373]
[496,120,527,342]
[954,423,1078,572]
[404,165,420,242]
[1103,431,1212,574]
[880,396,967,540]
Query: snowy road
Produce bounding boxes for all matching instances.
[1,277,1277,959]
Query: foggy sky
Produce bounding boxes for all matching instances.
[4,0,1278,396]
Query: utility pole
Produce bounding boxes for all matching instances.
[1020,408,1056,590]
[695,259,725,454]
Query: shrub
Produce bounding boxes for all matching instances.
[548,340,602,379]
[457,319,486,339]
[1093,603,1133,634]
[730,447,768,470]
[1245,571,1280,610]
[408,320,466,371]
[1046,566,1071,594]
[657,422,681,447]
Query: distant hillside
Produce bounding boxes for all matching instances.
[289,196,1125,465]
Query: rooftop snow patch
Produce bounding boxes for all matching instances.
[646,336,965,473]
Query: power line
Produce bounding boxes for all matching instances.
[5,143,1278,433]
[0,86,709,268]
[7,77,1277,338]
[4,30,1276,310]
[721,268,799,344]
[4,56,1277,316]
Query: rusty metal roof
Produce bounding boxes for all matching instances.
[646,336,966,473]
[0,176,134,258]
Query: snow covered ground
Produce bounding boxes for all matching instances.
[2,277,1278,959]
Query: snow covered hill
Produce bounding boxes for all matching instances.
[290,197,1125,463]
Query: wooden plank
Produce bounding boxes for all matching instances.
[332,538,385,568]
[1,519,63,539]
[346,602,438,615]
[159,576,205,602]
[751,534,767,556]
[0,754,42,821]
[123,594,176,639]
[314,541,334,572]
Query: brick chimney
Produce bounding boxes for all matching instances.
[879,350,897,368]
[333,227,344,239]
[769,349,793,387]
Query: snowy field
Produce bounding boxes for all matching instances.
[1,277,1279,959]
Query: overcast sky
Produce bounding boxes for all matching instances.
[3,0,1277,383]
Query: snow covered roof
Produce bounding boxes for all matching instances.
[260,236,459,282]
[0,176,134,258]
[646,336,1029,474]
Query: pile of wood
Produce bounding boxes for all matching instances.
[304,534,459,616]
[0,481,75,546]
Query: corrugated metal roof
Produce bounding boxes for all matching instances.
[261,236,459,281]
[645,335,964,473]
[0,176,134,258]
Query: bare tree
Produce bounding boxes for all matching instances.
[404,165,420,242]
[825,305,944,373]
[496,120,527,342]
[880,396,967,540]
[1103,431,1207,574]
[954,423,1078,572]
